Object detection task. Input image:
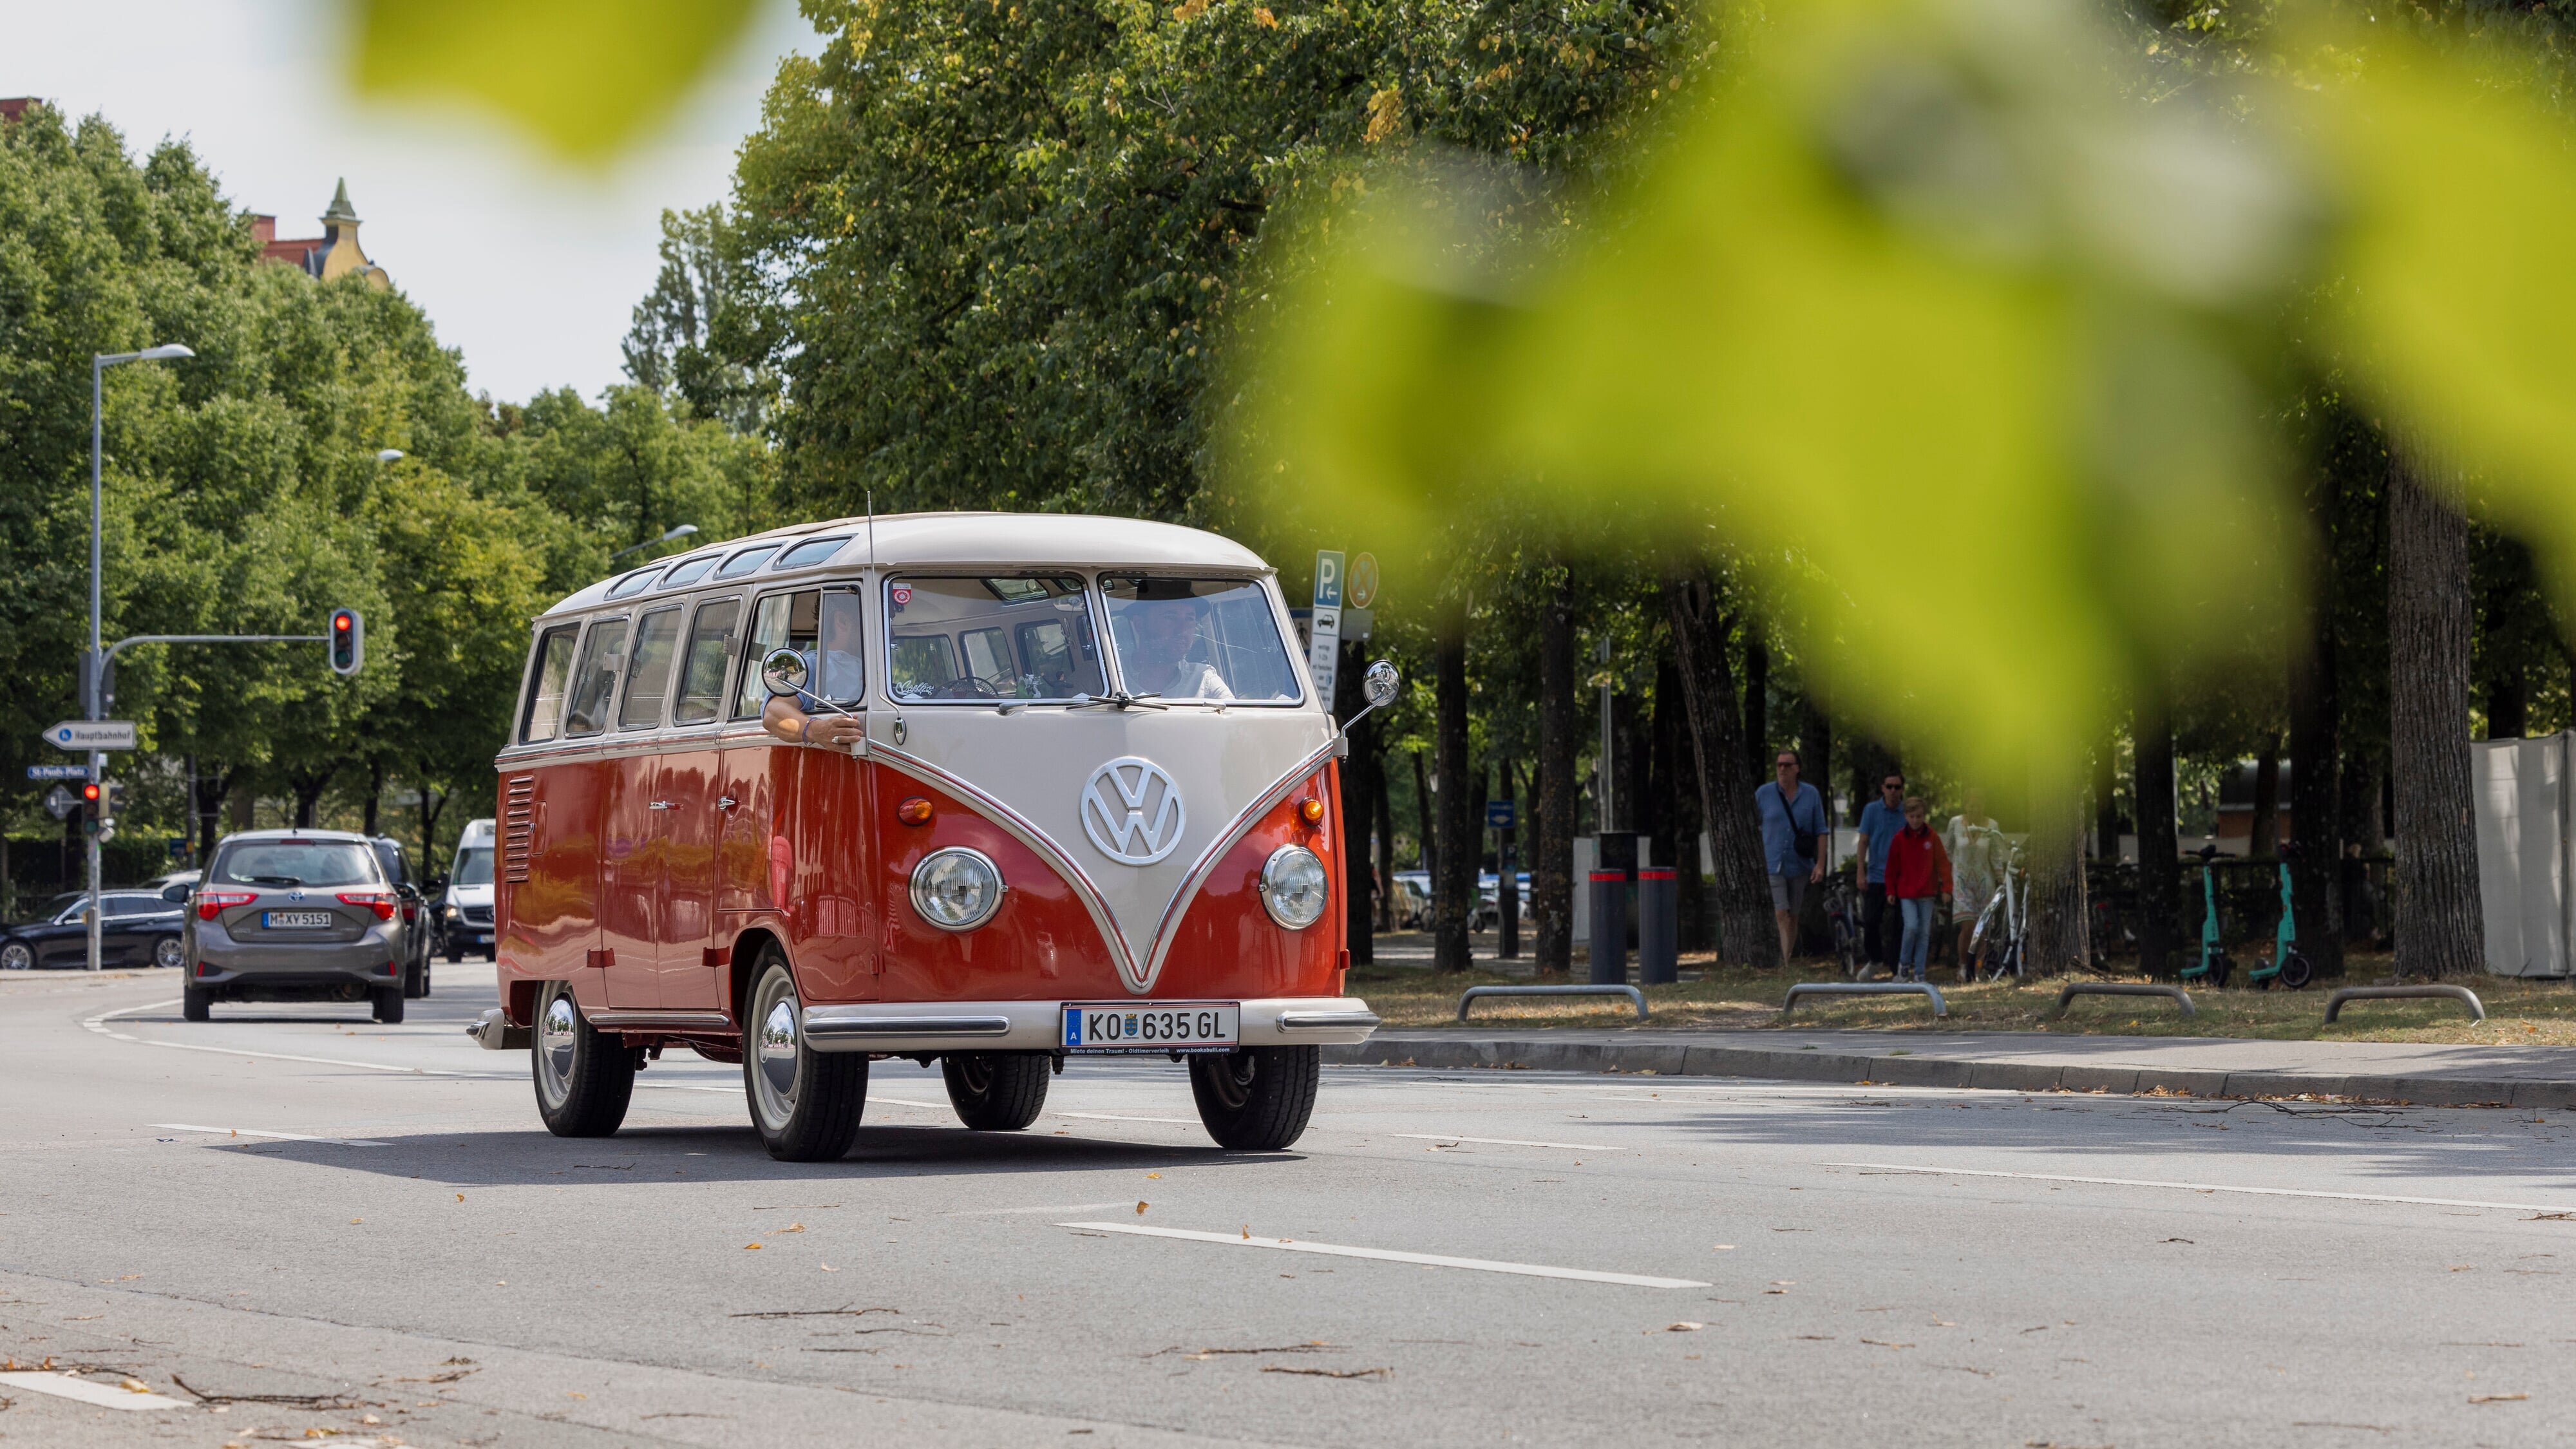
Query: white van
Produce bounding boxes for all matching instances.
[440,818,497,962]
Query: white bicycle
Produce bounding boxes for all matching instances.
[1966,846,2029,981]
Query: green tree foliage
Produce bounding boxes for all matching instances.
[683,0,1700,522]
[0,103,770,874]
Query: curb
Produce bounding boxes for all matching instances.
[1321,1036,2576,1109]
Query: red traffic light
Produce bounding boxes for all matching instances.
[333,611,354,632]
[81,782,102,803]
[327,607,364,676]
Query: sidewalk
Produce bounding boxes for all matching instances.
[1324,1027,2576,1108]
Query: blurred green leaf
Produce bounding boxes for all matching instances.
[352,0,762,163]
[1237,0,2306,785]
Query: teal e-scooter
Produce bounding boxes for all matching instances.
[2244,842,2315,990]
[2177,845,2231,988]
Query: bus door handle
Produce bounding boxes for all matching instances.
[717,795,739,811]
[647,800,676,811]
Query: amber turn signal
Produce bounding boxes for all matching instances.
[1296,797,1325,826]
[896,797,935,826]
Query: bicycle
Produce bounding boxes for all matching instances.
[1822,874,1864,979]
[1967,845,2029,981]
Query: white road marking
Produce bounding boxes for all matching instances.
[947,1202,1135,1217]
[1828,1162,2576,1214]
[1390,1133,1613,1151]
[1059,1222,1710,1289]
[86,1003,732,1097]
[154,1122,386,1147]
[1051,1111,1197,1125]
[0,1372,186,1411]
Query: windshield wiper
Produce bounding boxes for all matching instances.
[246,875,303,887]
[1070,690,1168,712]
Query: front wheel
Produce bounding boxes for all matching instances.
[2278,951,2315,990]
[1189,1046,1319,1151]
[743,951,867,1162]
[0,942,32,971]
[533,981,634,1137]
[942,1052,1050,1130]
[153,936,184,970]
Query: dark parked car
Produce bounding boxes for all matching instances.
[368,835,434,999]
[175,829,412,1023]
[0,891,187,971]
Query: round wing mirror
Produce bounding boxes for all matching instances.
[761,648,810,699]
[1362,659,1402,708]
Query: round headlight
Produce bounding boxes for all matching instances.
[1259,845,1330,930]
[910,847,1005,931]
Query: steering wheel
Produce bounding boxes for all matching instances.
[934,676,1003,699]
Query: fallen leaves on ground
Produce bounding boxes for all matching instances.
[1135,1202,1148,1215]
[2470,1393,2528,1403]
[1665,1323,1702,1332]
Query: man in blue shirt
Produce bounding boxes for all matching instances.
[1855,771,1908,974]
[1754,749,1828,963]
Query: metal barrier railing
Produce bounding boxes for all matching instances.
[1781,981,1946,1018]
[2324,983,2485,1023]
[1457,983,1649,1023]
[2051,982,2195,1018]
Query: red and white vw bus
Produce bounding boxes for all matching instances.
[473,513,1387,1160]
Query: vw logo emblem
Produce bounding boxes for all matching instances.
[1080,757,1186,866]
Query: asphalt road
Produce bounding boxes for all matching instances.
[3,967,2573,1447]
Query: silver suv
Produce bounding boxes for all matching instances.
[176,830,413,1023]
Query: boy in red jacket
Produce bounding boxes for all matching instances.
[1884,797,1951,983]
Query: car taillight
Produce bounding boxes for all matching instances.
[338,891,397,922]
[401,903,418,923]
[197,891,255,921]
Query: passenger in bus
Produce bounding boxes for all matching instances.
[762,596,868,746]
[1126,596,1235,700]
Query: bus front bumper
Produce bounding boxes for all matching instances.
[799,997,1380,1054]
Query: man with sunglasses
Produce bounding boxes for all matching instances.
[1756,749,1828,962]
[1855,772,1909,975]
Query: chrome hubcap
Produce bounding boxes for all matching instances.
[536,992,580,1107]
[750,972,802,1130]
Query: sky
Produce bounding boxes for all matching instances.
[1,0,821,402]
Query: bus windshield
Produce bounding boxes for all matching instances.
[1099,576,1299,703]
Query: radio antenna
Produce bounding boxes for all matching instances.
[867,489,879,573]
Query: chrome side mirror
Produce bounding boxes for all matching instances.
[761,648,809,698]
[1362,659,1401,708]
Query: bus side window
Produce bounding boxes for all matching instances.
[732,590,820,719]
[562,618,629,738]
[618,606,684,730]
[520,624,582,744]
[672,598,741,726]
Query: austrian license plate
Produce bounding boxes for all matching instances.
[1061,1001,1238,1054]
[262,911,334,930]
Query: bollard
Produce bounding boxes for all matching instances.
[1637,869,1678,985]
[1588,871,1628,985]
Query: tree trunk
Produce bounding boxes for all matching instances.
[2134,691,2182,976]
[1659,657,1710,952]
[1665,572,1776,967]
[1740,617,1769,785]
[1533,569,1578,979]
[2387,448,2485,980]
[1432,598,1474,972]
[2289,509,2344,974]
[1373,751,1396,933]
[417,782,448,880]
[2025,770,2092,975]
[2093,739,2119,862]
[363,757,385,838]
[2248,735,2282,859]
[1497,760,1520,959]
[1337,641,1374,965]
[1412,752,1434,879]
[194,766,234,867]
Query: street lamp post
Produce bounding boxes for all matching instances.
[87,344,194,971]
[610,522,699,563]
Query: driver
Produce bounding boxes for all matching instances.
[1124,598,1233,701]
[763,596,867,746]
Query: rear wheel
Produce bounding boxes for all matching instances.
[372,985,405,1024]
[0,942,31,971]
[533,981,633,1137]
[182,983,211,1021]
[2278,951,2315,990]
[743,950,867,1162]
[942,1052,1050,1130]
[1189,1046,1319,1151]
[153,936,184,970]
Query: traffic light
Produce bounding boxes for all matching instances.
[328,607,364,676]
[82,780,119,842]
